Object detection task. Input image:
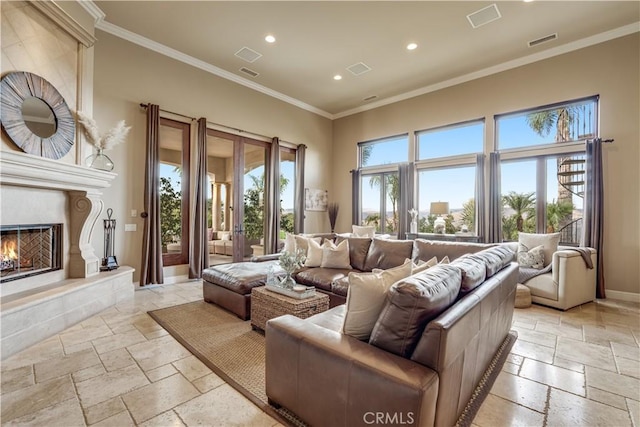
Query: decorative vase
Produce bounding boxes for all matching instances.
[85,148,114,171]
[280,272,296,289]
[410,220,418,234]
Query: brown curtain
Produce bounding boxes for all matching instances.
[264,137,280,254]
[140,104,163,285]
[487,152,502,243]
[294,144,306,234]
[475,154,486,242]
[189,118,209,278]
[351,169,361,226]
[581,138,606,298]
[397,163,414,239]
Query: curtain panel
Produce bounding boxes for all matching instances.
[397,163,415,239]
[351,169,361,226]
[189,118,209,279]
[581,138,606,298]
[294,144,306,234]
[487,152,502,244]
[140,104,164,285]
[264,137,281,254]
[475,154,486,242]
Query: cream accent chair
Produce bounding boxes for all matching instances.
[505,242,597,310]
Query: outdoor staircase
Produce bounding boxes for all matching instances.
[557,156,585,198]
[557,156,585,245]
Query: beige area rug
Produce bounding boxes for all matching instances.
[148,300,516,427]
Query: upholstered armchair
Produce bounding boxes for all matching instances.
[506,241,597,310]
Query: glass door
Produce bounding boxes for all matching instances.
[206,129,268,263]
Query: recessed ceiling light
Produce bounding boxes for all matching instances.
[333,75,342,81]
[265,35,276,43]
[407,43,418,50]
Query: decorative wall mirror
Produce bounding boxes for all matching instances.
[0,71,75,159]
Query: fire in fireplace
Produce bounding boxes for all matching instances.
[0,224,62,282]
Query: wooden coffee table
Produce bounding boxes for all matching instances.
[250,286,330,331]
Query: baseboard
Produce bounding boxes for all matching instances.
[605,289,640,303]
[163,274,190,285]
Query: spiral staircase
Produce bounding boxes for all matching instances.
[556,156,585,245]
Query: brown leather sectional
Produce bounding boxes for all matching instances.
[265,243,518,427]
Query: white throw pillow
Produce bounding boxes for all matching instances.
[412,256,438,274]
[304,239,323,267]
[518,232,560,268]
[293,235,322,256]
[343,259,413,340]
[320,239,351,269]
[439,256,450,264]
[219,231,231,241]
[517,243,545,269]
[283,233,296,253]
[352,225,376,238]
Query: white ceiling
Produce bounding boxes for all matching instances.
[92,1,640,119]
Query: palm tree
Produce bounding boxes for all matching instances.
[546,199,574,233]
[363,213,381,231]
[461,198,475,231]
[502,191,535,232]
[526,107,578,227]
[369,173,399,232]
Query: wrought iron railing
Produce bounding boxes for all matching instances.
[558,218,582,246]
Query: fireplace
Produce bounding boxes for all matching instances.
[0,224,62,283]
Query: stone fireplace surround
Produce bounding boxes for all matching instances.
[0,151,134,359]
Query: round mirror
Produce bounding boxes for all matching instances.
[21,96,57,138]
[0,71,74,159]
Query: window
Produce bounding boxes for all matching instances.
[417,166,476,234]
[359,135,408,168]
[496,97,596,245]
[497,97,598,150]
[159,118,190,266]
[417,120,483,160]
[360,172,398,234]
[415,120,483,236]
[280,147,296,238]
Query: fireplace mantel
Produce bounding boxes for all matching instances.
[0,150,115,192]
[0,150,116,279]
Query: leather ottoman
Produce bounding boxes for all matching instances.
[202,261,280,320]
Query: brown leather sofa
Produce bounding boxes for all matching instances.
[265,245,518,427]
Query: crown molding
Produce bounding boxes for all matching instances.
[333,22,640,119]
[95,20,333,120]
[30,0,96,47]
[76,0,105,23]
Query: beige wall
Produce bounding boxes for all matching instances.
[333,34,640,296]
[93,31,333,282]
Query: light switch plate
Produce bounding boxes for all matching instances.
[125,224,137,232]
[131,209,137,217]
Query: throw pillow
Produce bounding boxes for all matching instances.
[517,232,560,268]
[352,225,376,238]
[439,256,450,264]
[283,233,296,253]
[517,243,545,269]
[343,259,413,340]
[294,235,322,256]
[220,231,231,241]
[304,238,323,267]
[412,256,438,274]
[320,239,352,269]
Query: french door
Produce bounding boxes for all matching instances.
[206,129,268,263]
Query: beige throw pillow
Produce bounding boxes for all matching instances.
[518,232,560,268]
[293,235,322,256]
[283,233,296,253]
[412,256,438,274]
[439,256,450,264]
[352,225,376,238]
[320,239,351,269]
[304,239,323,267]
[343,259,413,340]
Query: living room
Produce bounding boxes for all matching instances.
[1,1,639,426]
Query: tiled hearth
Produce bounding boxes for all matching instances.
[1,281,638,426]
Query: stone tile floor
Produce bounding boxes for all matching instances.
[1,280,639,426]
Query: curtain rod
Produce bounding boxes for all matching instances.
[139,103,297,146]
